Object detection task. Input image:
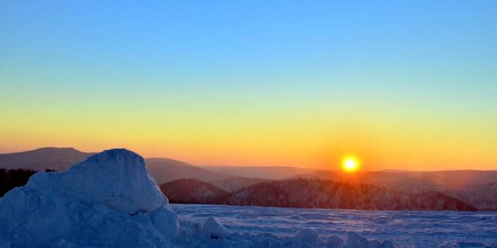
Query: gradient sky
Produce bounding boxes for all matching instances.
[1,0,496,170]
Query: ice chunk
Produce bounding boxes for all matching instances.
[24,148,166,215]
[201,217,231,239]
[0,149,177,248]
[150,206,179,240]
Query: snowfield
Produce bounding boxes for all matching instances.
[172,204,497,248]
[0,149,496,248]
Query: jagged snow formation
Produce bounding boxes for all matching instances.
[0,149,178,247]
[28,149,165,215]
[0,148,396,248]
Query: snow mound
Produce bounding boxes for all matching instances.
[26,148,166,215]
[0,149,178,247]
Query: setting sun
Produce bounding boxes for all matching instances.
[342,156,360,172]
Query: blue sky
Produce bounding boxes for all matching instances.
[1,0,496,96]
[1,0,496,169]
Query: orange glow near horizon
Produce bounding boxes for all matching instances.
[0,101,496,171]
[342,156,361,173]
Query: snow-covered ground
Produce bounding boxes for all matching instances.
[172,204,497,248]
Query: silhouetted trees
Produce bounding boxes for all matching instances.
[0,168,37,197]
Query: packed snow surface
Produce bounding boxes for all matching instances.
[0,148,494,248]
[172,204,497,248]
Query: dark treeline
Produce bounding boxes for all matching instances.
[0,168,41,197]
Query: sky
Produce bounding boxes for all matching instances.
[1,0,496,170]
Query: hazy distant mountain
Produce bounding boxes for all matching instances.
[201,165,317,180]
[223,179,476,211]
[2,147,496,211]
[0,147,94,171]
[0,148,236,186]
[146,158,234,184]
[0,148,236,185]
[160,179,228,204]
[210,177,272,192]
[295,170,497,210]
[297,170,497,188]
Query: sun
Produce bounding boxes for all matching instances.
[341,156,360,173]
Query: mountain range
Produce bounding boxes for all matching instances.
[1,147,497,210]
[200,165,316,180]
[0,147,94,171]
[0,148,235,184]
[146,158,233,184]
[297,169,497,188]
[160,178,475,211]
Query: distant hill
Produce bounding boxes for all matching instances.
[160,179,228,204]
[146,158,234,185]
[201,165,317,180]
[159,178,475,211]
[295,170,497,210]
[0,148,236,185]
[0,147,94,171]
[443,183,497,211]
[223,179,476,211]
[296,170,497,188]
[210,177,271,192]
